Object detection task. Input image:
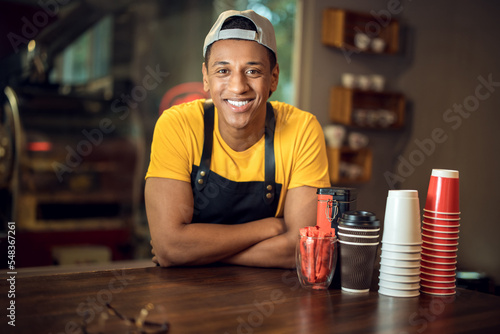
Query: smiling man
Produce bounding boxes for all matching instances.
[145,10,330,268]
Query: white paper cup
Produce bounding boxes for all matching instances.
[379,285,420,298]
[379,279,420,290]
[380,250,421,261]
[382,190,422,245]
[381,242,422,253]
[379,271,420,283]
[380,266,420,276]
[380,257,421,269]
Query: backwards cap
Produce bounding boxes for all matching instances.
[203,10,277,58]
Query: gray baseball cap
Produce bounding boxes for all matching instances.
[203,10,277,58]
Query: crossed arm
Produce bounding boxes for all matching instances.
[145,177,317,269]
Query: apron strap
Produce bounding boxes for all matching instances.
[264,102,276,205]
[195,99,214,191]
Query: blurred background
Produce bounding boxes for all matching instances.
[0,0,499,294]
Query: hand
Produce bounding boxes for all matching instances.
[150,240,159,265]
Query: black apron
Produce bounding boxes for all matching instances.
[190,100,282,225]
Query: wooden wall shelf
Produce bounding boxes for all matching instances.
[327,147,373,184]
[330,86,405,129]
[322,8,399,54]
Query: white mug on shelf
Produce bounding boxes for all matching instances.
[357,75,371,90]
[371,37,386,53]
[348,132,369,150]
[323,125,346,148]
[371,75,385,92]
[354,33,371,51]
[341,73,357,89]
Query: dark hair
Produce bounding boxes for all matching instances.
[204,16,277,72]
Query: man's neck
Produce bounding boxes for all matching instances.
[219,124,265,152]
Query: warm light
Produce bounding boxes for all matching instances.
[28,40,36,52]
[28,141,52,152]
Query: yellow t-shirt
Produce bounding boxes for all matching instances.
[146,99,330,216]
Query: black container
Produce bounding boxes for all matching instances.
[316,187,358,235]
[317,187,357,289]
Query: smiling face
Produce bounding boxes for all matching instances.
[202,39,279,148]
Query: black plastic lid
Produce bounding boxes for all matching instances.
[317,187,358,199]
[338,210,380,227]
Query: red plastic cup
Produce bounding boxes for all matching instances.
[421,254,457,263]
[423,210,461,220]
[422,222,460,233]
[422,235,459,245]
[423,216,461,226]
[420,281,456,288]
[420,285,456,295]
[421,266,456,276]
[422,243,458,252]
[422,231,459,239]
[421,259,457,270]
[424,169,460,213]
[421,248,457,258]
[420,274,456,283]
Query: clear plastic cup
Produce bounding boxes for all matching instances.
[296,235,338,290]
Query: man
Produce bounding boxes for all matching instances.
[145,9,330,269]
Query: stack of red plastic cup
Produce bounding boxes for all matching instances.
[420,169,460,296]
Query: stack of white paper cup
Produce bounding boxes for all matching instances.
[379,190,422,297]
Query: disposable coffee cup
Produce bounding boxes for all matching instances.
[380,257,421,269]
[379,271,420,283]
[422,236,459,245]
[380,250,421,261]
[420,281,456,289]
[420,286,456,296]
[422,242,458,252]
[422,226,460,235]
[421,248,458,258]
[421,254,456,264]
[424,169,460,213]
[381,242,422,253]
[379,279,420,290]
[423,208,461,215]
[338,210,380,229]
[379,285,420,298]
[420,273,456,283]
[420,266,456,276]
[338,232,380,244]
[422,214,460,221]
[379,266,420,276]
[382,190,422,245]
[339,239,379,293]
[338,226,380,236]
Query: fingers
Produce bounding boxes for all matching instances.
[150,239,158,264]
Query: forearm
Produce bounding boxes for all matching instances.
[222,229,298,269]
[155,217,283,267]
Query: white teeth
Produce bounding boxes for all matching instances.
[227,100,249,107]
